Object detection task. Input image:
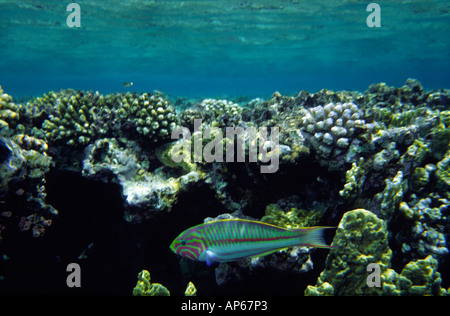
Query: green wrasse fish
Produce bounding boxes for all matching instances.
[170,219,334,266]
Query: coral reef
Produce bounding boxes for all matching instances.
[397,193,449,260]
[337,85,450,262]
[184,281,197,296]
[339,157,366,200]
[260,203,321,229]
[298,102,377,170]
[114,92,178,143]
[132,269,171,296]
[393,255,447,296]
[180,98,242,130]
[41,89,109,146]
[132,269,198,296]
[39,90,179,146]
[82,137,204,222]
[305,209,393,295]
[0,86,21,137]
[0,135,56,240]
[305,209,449,296]
[365,79,429,114]
[375,170,406,222]
[436,149,450,195]
[2,79,450,295]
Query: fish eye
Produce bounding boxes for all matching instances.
[181,240,186,246]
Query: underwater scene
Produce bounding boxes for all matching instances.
[0,0,450,298]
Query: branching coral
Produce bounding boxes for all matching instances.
[40,90,178,146]
[115,92,178,143]
[41,89,109,146]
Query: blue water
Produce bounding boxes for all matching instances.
[1,0,449,98]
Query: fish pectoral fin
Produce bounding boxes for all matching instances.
[205,250,217,267]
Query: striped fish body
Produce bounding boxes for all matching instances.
[170,219,332,265]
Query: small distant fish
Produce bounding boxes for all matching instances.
[78,242,94,260]
[170,219,334,266]
[123,82,134,87]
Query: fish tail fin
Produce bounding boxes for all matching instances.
[295,226,336,249]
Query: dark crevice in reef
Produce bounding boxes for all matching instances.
[0,163,332,295]
[222,158,345,222]
[1,169,138,294]
[0,169,136,294]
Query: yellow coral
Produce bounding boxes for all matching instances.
[132,270,170,296]
[132,270,199,296]
[306,210,450,296]
[184,282,197,296]
[260,203,320,229]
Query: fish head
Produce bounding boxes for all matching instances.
[170,226,207,261]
